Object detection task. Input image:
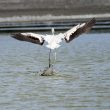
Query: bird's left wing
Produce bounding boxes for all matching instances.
[11,32,45,45]
[63,18,96,43]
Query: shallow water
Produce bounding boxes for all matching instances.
[0,33,110,110]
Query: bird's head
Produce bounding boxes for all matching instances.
[51,28,55,35]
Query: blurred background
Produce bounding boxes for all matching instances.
[0,0,110,32]
[0,0,110,18]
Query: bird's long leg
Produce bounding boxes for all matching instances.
[54,49,57,64]
[49,49,51,68]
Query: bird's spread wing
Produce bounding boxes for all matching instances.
[11,33,45,45]
[64,18,96,43]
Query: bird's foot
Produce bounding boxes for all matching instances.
[40,67,54,76]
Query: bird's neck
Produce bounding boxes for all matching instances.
[52,28,55,35]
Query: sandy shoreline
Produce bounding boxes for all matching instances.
[0,13,110,23]
[0,0,109,23]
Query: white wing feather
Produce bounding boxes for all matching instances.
[21,32,44,43]
[64,23,85,41]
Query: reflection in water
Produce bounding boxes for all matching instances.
[0,33,110,110]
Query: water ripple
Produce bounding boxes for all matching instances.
[0,33,110,110]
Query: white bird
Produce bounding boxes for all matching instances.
[11,18,96,68]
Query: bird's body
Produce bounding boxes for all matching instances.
[11,18,96,75]
[45,33,64,49]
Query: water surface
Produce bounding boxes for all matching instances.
[0,33,110,110]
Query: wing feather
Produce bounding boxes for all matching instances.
[11,33,45,45]
[64,18,96,43]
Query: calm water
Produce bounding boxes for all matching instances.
[0,32,110,110]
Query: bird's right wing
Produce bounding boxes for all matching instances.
[11,33,45,45]
[63,18,96,43]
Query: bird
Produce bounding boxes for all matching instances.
[11,18,96,70]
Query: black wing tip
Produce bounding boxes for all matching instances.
[11,32,21,35]
[92,17,96,23]
[91,17,96,20]
[89,17,96,25]
[11,33,21,37]
[11,33,17,38]
[11,33,24,41]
